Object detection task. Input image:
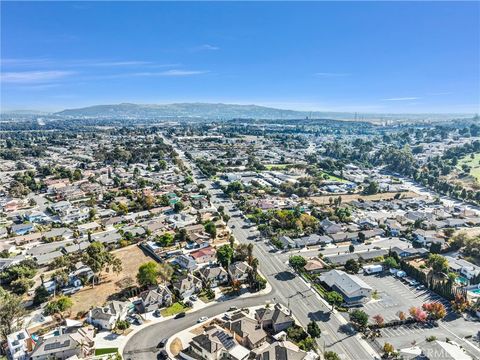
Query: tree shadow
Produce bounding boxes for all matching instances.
[274,271,296,281]
[307,309,331,322]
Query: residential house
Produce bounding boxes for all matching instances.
[444,256,480,281]
[190,325,250,360]
[173,254,197,271]
[255,303,294,334]
[29,326,94,360]
[87,301,129,330]
[228,261,252,283]
[172,274,202,299]
[252,340,314,360]
[225,313,267,349]
[7,329,31,360]
[320,219,343,234]
[190,246,216,264]
[303,257,326,274]
[198,266,229,287]
[139,285,173,313]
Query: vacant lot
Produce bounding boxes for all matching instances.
[70,245,153,315]
[310,191,419,205]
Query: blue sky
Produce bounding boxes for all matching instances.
[1,1,479,113]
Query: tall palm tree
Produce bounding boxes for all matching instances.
[247,244,254,266]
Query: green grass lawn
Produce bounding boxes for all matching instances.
[94,348,118,356]
[160,302,188,317]
[264,164,291,170]
[320,171,348,183]
[457,152,480,181]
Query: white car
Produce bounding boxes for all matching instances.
[197,316,209,323]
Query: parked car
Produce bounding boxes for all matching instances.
[198,316,208,323]
[228,306,238,311]
[416,285,426,290]
[190,295,198,301]
[157,338,168,348]
[174,312,186,319]
[157,350,168,359]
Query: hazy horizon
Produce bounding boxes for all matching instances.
[1,2,479,114]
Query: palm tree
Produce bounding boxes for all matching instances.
[247,244,254,266]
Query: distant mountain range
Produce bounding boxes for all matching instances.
[55,102,353,120]
[2,102,474,123]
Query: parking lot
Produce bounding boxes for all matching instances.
[357,273,453,323]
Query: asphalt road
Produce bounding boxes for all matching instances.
[123,140,379,359]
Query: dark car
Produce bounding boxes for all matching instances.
[157,350,168,359]
[157,338,168,348]
[174,312,186,319]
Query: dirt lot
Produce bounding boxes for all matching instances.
[70,245,153,316]
[309,191,420,205]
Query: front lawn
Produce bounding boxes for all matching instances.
[160,302,188,317]
[95,348,118,356]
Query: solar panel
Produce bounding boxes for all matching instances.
[44,340,71,351]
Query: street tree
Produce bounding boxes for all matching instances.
[307,321,321,338]
[289,255,307,271]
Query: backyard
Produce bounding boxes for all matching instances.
[70,245,153,315]
[310,191,419,205]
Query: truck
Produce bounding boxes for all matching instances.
[363,264,383,275]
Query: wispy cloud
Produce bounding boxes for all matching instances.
[428,92,452,96]
[314,72,350,77]
[190,44,220,52]
[1,70,75,83]
[382,97,420,101]
[1,58,176,69]
[132,70,208,77]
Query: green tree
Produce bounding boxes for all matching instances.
[349,244,355,253]
[204,222,217,239]
[83,242,123,285]
[344,259,359,274]
[44,296,73,315]
[157,263,174,285]
[363,181,379,195]
[383,256,399,269]
[326,291,343,310]
[307,321,321,338]
[33,285,51,305]
[216,245,234,268]
[173,201,185,213]
[349,309,369,329]
[137,262,159,287]
[289,255,307,271]
[0,289,25,340]
[324,351,340,360]
[158,160,167,170]
[10,277,34,295]
[426,254,448,274]
[157,233,175,247]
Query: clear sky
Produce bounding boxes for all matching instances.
[1,1,479,113]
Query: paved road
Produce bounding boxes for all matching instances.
[123,140,379,359]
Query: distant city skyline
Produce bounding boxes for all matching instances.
[1,1,479,113]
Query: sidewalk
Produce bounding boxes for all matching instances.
[107,280,272,355]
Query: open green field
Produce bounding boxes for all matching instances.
[320,171,348,183]
[457,152,480,181]
[264,163,291,170]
